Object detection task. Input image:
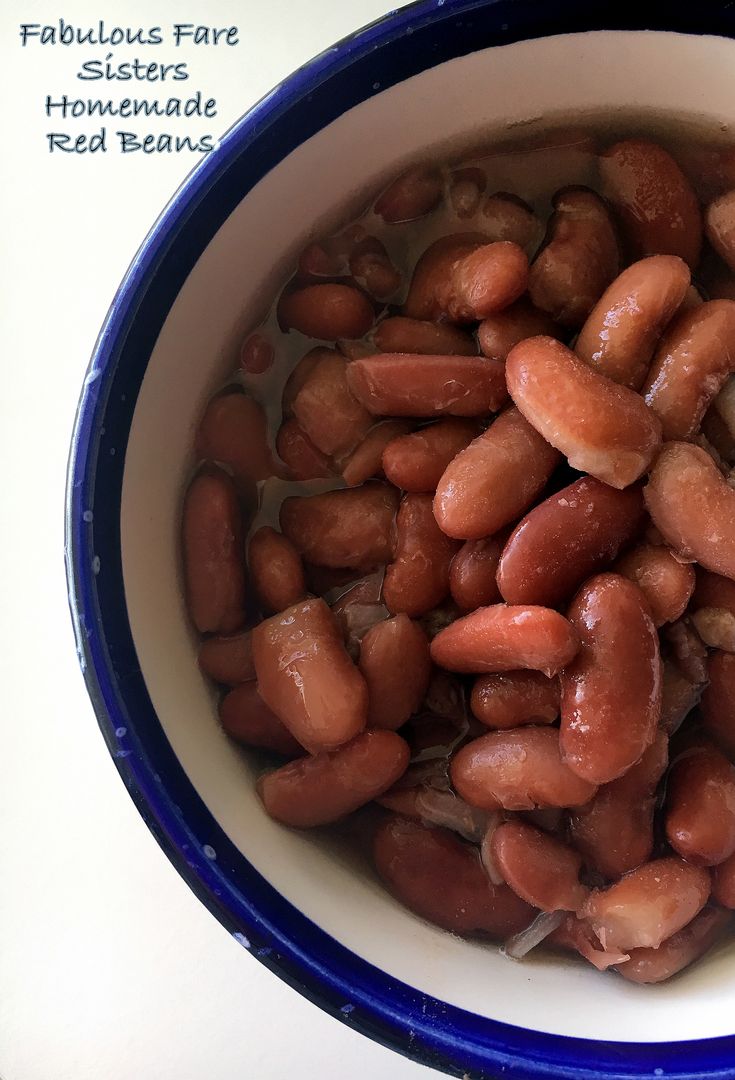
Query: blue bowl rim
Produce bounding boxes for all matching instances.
[65,2,735,1077]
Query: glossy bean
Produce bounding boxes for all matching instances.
[614,543,695,626]
[451,727,597,810]
[374,166,443,223]
[470,672,559,729]
[291,348,373,456]
[617,907,731,984]
[477,299,560,363]
[449,536,504,611]
[497,477,645,607]
[341,420,413,487]
[278,283,374,340]
[382,418,479,493]
[705,189,735,273]
[713,851,735,907]
[436,241,529,323]
[491,820,588,911]
[349,236,402,300]
[358,615,431,730]
[433,406,560,540]
[549,914,631,971]
[666,744,735,865]
[280,482,399,570]
[383,493,459,616]
[248,526,306,613]
[282,348,327,416]
[575,255,691,389]
[701,651,735,759]
[506,336,662,488]
[219,681,303,756]
[403,233,486,320]
[560,574,661,785]
[482,192,541,249]
[240,332,274,375]
[346,352,507,418]
[198,629,255,686]
[275,418,333,481]
[252,598,368,753]
[449,167,486,218]
[195,392,273,485]
[373,316,476,356]
[259,730,409,827]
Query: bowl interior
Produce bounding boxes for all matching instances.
[120,29,735,1045]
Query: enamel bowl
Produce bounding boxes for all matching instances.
[66,3,735,1076]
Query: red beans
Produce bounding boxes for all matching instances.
[198,630,255,686]
[374,166,443,223]
[278,283,374,340]
[617,907,731,984]
[665,744,735,866]
[341,420,413,487]
[403,233,486,320]
[614,542,694,627]
[448,537,504,611]
[705,189,735,272]
[491,820,588,911]
[478,299,560,362]
[383,494,459,616]
[471,672,559,730]
[701,651,735,758]
[713,852,735,907]
[373,816,534,935]
[248,527,306,613]
[382,419,478,493]
[280,483,399,570]
[182,469,247,635]
[252,598,368,753]
[373,316,476,356]
[438,242,529,322]
[275,418,333,481]
[220,682,303,756]
[358,615,431,730]
[346,352,508,418]
[482,192,541,248]
[291,348,373,456]
[195,392,273,485]
[259,730,409,827]
[349,236,402,300]
[560,574,661,785]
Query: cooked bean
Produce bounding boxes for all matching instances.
[528,186,620,327]
[374,166,443,222]
[477,299,560,363]
[240,332,274,375]
[695,567,735,618]
[248,527,306,613]
[383,494,459,616]
[220,681,303,756]
[614,543,695,626]
[341,420,413,487]
[182,469,247,635]
[599,139,702,267]
[691,608,735,652]
[617,907,731,984]
[575,255,691,389]
[471,672,559,729]
[434,407,560,540]
[382,418,479,493]
[644,441,735,579]
[282,348,327,415]
[373,816,534,934]
[346,352,507,418]
[561,574,661,785]
[568,733,669,880]
[701,405,735,466]
[195,392,273,484]
[660,661,703,736]
[451,727,597,810]
[549,914,630,971]
[449,536,504,611]
[497,477,645,607]
[403,233,486,320]
[291,348,373,456]
[437,241,529,323]
[432,604,579,677]
[275,418,333,481]
[349,236,402,299]
[358,615,431,730]
[482,192,541,249]
[373,316,476,356]
[278,283,374,340]
[678,143,735,202]
[664,617,710,685]
[701,651,735,758]
[666,744,735,865]
[705,188,735,272]
[506,336,662,488]
[198,630,255,686]
[643,301,735,440]
[713,852,735,907]
[449,167,486,218]
[297,225,364,279]
[580,857,710,951]
[280,482,399,570]
[252,598,368,753]
[492,820,588,911]
[259,730,409,827]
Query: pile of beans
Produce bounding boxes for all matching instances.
[183,128,735,984]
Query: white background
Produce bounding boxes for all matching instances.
[0,3,436,1077]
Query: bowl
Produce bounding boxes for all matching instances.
[66,3,735,1076]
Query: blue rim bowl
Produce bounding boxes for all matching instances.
[66,2,735,1077]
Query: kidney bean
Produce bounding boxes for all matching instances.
[373,816,534,935]
[497,477,645,608]
[346,352,507,418]
[278,283,374,340]
[492,820,588,911]
[506,336,662,488]
[451,727,597,810]
[660,661,704,736]
[691,608,735,652]
[341,420,413,487]
[383,493,459,616]
[182,469,247,635]
[713,851,735,907]
[681,284,706,313]
[449,536,504,611]
[248,526,306,614]
[280,482,399,570]
[644,441,735,579]
[678,143,735,202]
[666,744,735,865]
[568,732,669,880]
[349,236,402,300]
[434,241,529,323]
[297,225,365,279]
[382,418,479,493]
[260,730,409,827]
[240,332,274,375]
[528,187,620,327]
[373,316,476,357]
[434,407,560,540]
[252,598,368,753]
[549,913,631,971]
[198,630,255,686]
[701,406,735,466]
[471,672,559,729]
[643,301,735,440]
[195,392,273,485]
[358,615,431,730]
[560,574,661,785]
[376,786,424,817]
[705,189,735,273]
[478,299,560,363]
[617,906,731,984]
[374,166,443,222]
[581,857,710,951]
[614,543,695,627]
[599,139,702,267]
[290,348,372,457]
[482,192,541,249]
[220,681,303,756]
[403,233,487,320]
[275,419,333,481]
[432,604,579,677]
[701,651,735,758]
[449,167,486,218]
[575,256,691,389]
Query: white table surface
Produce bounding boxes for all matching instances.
[0,2,437,1076]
